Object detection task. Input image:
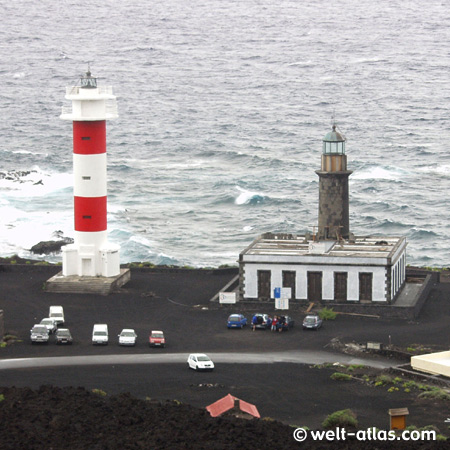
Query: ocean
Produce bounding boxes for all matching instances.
[1,0,449,268]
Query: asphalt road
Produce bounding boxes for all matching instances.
[0,350,395,370]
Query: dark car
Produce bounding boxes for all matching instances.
[55,328,73,344]
[251,313,270,330]
[302,314,323,330]
[227,314,247,329]
[276,315,295,331]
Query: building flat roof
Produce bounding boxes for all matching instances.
[240,233,406,262]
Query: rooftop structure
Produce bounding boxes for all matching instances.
[242,233,405,262]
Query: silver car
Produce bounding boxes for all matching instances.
[40,318,58,334]
[30,325,50,343]
[118,329,137,346]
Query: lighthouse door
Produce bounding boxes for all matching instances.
[81,258,93,276]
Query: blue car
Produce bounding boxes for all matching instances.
[227,314,247,329]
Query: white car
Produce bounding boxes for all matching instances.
[49,305,65,325]
[40,318,58,334]
[187,353,214,371]
[118,329,137,346]
[92,324,109,345]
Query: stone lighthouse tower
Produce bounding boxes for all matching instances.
[316,124,352,240]
[60,69,120,278]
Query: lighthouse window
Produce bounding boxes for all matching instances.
[81,137,91,141]
[82,176,91,180]
[82,215,92,219]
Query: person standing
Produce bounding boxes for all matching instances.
[271,315,278,331]
[252,314,258,331]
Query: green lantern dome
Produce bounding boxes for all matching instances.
[322,124,346,154]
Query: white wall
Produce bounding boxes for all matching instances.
[243,262,388,302]
[391,250,406,299]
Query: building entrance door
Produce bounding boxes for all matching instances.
[334,272,348,302]
[257,270,271,301]
[282,271,296,300]
[307,272,322,301]
[359,273,373,301]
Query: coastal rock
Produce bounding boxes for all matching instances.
[30,238,73,255]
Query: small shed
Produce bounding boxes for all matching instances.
[389,407,409,430]
[206,394,260,419]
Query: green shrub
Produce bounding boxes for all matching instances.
[313,363,335,369]
[91,389,107,397]
[290,425,309,431]
[318,307,337,321]
[418,389,450,401]
[0,342,6,348]
[322,409,358,429]
[0,394,4,402]
[330,372,352,381]
[402,380,417,390]
[349,364,365,370]
[374,375,392,386]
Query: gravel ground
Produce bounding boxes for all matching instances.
[0,265,449,448]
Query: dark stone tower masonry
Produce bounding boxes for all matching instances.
[316,124,352,240]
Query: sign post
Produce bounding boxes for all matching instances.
[219,292,236,304]
[274,287,290,310]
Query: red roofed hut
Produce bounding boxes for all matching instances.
[206,394,260,420]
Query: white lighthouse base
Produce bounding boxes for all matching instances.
[62,242,120,277]
[45,268,130,295]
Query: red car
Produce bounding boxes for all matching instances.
[149,330,165,348]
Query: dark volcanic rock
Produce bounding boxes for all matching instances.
[0,386,445,450]
[30,239,73,255]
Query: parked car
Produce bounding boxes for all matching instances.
[92,324,109,345]
[30,325,49,343]
[149,330,165,347]
[302,314,323,330]
[276,315,295,331]
[49,305,65,325]
[40,318,58,334]
[227,314,247,329]
[118,329,137,346]
[55,328,73,345]
[187,353,214,371]
[251,313,270,330]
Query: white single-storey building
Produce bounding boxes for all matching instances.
[239,232,407,303]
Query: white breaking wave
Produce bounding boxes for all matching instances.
[235,187,265,205]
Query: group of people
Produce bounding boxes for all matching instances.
[251,314,287,332]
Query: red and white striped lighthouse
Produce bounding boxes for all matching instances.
[60,69,120,277]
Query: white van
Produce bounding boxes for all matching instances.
[92,324,108,345]
[49,306,65,325]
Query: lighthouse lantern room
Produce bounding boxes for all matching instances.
[60,69,120,277]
